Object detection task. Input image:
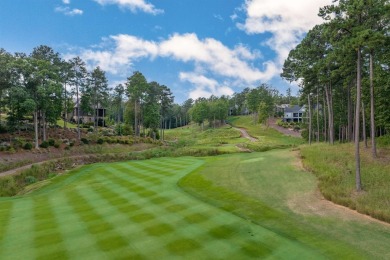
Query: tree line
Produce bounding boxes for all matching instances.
[1,45,295,145]
[281,0,390,191]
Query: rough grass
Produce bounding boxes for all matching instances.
[178,150,390,259]
[300,143,390,222]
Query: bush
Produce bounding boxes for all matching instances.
[25,176,37,184]
[97,138,104,144]
[12,138,25,149]
[81,138,89,144]
[0,124,7,133]
[123,124,133,136]
[0,176,17,196]
[54,142,60,148]
[23,142,33,150]
[48,139,55,146]
[40,141,50,148]
[377,135,390,147]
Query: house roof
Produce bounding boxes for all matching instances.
[284,105,302,113]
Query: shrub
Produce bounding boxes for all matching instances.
[122,124,133,136]
[81,138,89,144]
[54,142,60,148]
[48,139,55,146]
[12,138,25,149]
[97,138,104,144]
[0,124,7,133]
[40,141,49,148]
[25,176,37,184]
[0,176,17,196]
[377,135,390,147]
[23,142,33,150]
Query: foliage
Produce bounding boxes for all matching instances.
[39,141,49,148]
[23,142,32,150]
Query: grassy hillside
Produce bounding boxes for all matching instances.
[300,143,390,222]
[228,116,304,150]
[164,123,247,153]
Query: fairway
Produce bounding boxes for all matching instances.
[0,152,389,259]
[0,156,323,259]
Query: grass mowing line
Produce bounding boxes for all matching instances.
[112,164,163,185]
[0,201,12,255]
[33,196,69,260]
[64,188,130,254]
[129,161,180,176]
[0,198,35,259]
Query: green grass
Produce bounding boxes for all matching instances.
[228,116,304,150]
[1,153,389,259]
[164,123,247,153]
[300,143,390,222]
[179,150,390,259]
[56,119,77,129]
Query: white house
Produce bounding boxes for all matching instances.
[283,105,306,122]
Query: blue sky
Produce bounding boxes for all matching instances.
[0,0,329,103]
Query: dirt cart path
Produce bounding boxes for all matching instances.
[268,118,302,138]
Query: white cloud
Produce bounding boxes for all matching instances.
[179,72,234,100]
[62,0,70,4]
[237,0,328,66]
[92,0,163,15]
[55,6,83,16]
[67,33,279,99]
[214,14,224,21]
[73,33,274,83]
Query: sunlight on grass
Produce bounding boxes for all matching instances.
[56,119,77,129]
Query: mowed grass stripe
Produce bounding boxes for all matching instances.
[130,161,186,176]
[50,192,104,259]
[0,199,35,259]
[64,189,130,254]
[0,201,12,242]
[103,167,159,200]
[75,175,158,258]
[33,196,69,260]
[109,163,163,186]
[142,158,198,171]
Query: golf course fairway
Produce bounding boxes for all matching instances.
[0,150,389,259]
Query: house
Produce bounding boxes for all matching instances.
[275,104,290,116]
[283,105,306,122]
[71,103,106,125]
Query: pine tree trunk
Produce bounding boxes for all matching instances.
[355,47,362,192]
[64,83,67,130]
[34,110,39,149]
[308,94,312,145]
[76,85,81,141]
[323,94,327,142]
[325,84,334,144]
[362,101,368,148]
[316,86,320,142]
[347,81,353,142]
[134,101,138,137]
[369,52,377,157]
